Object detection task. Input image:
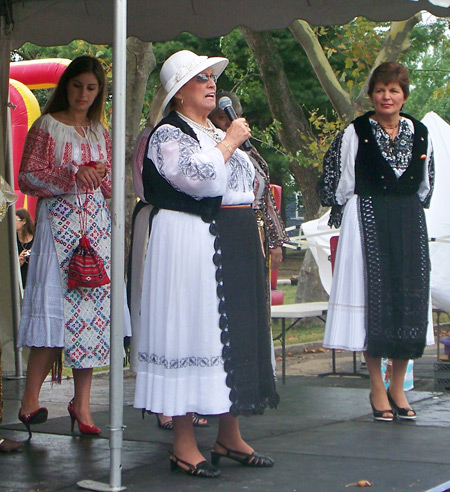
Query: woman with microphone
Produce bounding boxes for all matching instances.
[133,50,278,478]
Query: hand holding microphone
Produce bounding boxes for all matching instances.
[218,96,253,151]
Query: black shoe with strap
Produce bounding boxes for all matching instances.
[387,389,417,420]
[169,453,220,478]
[369,393,394,422]
[211,441,274,467]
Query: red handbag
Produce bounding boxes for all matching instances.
[67,191,110,290]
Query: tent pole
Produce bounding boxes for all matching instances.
[109,0,128,485]
[108,0,128,487]
[6,85,24,379]
[77,0,127,490]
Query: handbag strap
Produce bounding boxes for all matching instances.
[76,188,90,237]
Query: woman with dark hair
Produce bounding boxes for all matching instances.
[317,62,434,422]
[134,50,278,478]
[17,55,112,438]
[16,208,35,288]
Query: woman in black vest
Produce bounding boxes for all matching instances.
[133,50,278,478]
[317,62,434,422]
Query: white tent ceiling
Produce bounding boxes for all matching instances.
[5,0,450,48]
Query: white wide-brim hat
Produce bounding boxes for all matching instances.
[160,50,229,116]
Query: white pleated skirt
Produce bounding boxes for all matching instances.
[133,209,231,417]
[323,195,434,352]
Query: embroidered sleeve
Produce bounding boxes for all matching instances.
[18,124,78,197]
[316,130,345,228]
[99,128,112,199]
[150,125,227,200]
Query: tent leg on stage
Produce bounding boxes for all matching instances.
[77,480,126,492]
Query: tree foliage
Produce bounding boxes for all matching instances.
[402,16,450,122]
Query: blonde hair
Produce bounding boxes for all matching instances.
[148,85,168,127]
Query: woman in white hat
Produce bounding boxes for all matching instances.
[133,50,279,478]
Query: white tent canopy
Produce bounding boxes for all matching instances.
[1,0,450,490]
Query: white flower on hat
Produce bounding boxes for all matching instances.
[175,57,207,83]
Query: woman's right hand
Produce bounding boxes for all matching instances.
[224,117,252,150]
[19,249,28,266]
[76,164,103,191]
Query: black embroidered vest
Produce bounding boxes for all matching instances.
[142,111,222,223]
[353,111,428,197]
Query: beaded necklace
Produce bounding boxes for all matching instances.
[176,112,222,143]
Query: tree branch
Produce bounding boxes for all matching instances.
[289,19,353,123]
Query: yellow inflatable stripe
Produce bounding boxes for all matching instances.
[10,79,41,129]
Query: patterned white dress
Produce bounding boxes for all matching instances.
[18,114,113,369]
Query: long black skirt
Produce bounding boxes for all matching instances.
[359,194,430,359]
[212,207,279,416]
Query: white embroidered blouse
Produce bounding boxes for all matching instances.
[148,123,255,206]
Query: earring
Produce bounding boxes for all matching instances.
[181,98,184,106]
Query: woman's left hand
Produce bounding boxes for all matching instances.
[76,164,102,191]
[93,161,107,179]
[270,247,283,270]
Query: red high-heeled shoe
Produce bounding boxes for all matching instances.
[18,407,48,439]
[67,399,101,435]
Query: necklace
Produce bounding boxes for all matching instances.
[379,121,400,141]
[176,112,222,143]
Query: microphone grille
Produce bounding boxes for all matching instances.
[218,96,232,110]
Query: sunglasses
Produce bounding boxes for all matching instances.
[195,73,218,84]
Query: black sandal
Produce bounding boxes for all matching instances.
[387,389,417,420]
[369,393,394,422]
[156,414,174,430]
[169,453,220,478]
[211,441,274,467]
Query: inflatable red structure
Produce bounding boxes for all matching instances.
[9,58,71,217]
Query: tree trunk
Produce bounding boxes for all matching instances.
[240,27,321,220]
[125,38,156,262]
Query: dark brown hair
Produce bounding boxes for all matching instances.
[368,62,410,99]
[16,208,35,236]
[43,55,107,123]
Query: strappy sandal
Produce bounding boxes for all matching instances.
[387,389,417,420]
[156,414,174,430]
[211,440,274,467]
[192,414,209,427]
[169,453,220,478]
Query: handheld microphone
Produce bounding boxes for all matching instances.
[218,96,253,151]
